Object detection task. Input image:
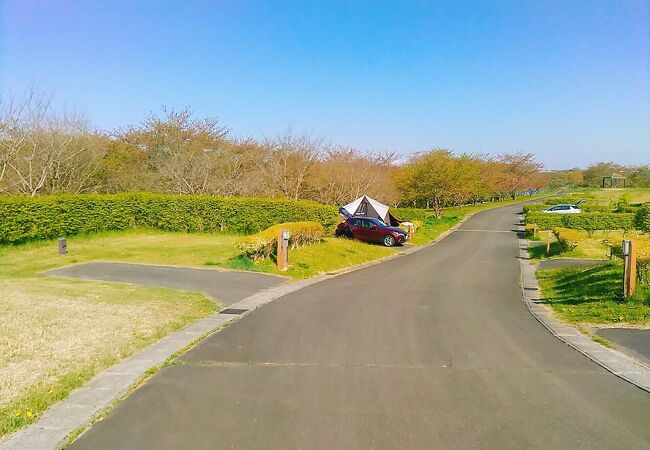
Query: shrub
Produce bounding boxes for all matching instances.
[0,193,339,245]
[635,205,650,233]
[525,212,636,231]
[523,204,547,214]
[235,221,325,259]
[545,197,578,205]
[553,227,582,251]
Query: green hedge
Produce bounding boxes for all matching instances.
[0,193,339,245]
[635,205,650,232]
[522,204,547,213]
[525,212,636,231]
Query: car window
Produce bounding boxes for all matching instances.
[548,206,558,211]
[559,205,570,210]
[348,218,358,226]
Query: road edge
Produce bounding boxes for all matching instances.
[516,214,650,394]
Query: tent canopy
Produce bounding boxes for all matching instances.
[340,195,401,226]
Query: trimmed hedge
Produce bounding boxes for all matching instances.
[635,205,650,232]
[235,221,324,259]
[522,204,547,214]
[0,193,339,245]
[525,212,635,231]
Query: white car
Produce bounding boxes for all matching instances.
[542,204,582,214]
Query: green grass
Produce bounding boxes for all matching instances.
[528,229,646,261]
[536,262,650,325]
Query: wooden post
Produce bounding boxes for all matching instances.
[628,240,637,296]
[623,240,637,297]
[277,230,289,271]
[408,223,414,241]
[58,237,67,255]
[546,231,551,255]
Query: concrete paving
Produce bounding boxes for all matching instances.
[68,203,650,449]
[45,262,287,305]
[596,328,650,367]
[538,258,609,270]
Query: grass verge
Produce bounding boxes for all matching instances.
[536,262,650,325]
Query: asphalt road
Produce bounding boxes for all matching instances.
[46,262,287,305]
[596,328,650,367]
[70,204,650,449]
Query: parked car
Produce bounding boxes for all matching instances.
[336,217,408,247]
[542,204,582,214]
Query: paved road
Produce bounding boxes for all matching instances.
[596,328,650,367]
[71,205,650,449]
[46,262,287,305]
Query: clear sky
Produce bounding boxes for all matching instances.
[1,0,648,169]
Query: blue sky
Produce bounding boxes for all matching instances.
[1,0,648,169]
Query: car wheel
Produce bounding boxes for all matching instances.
[382,234,396,247]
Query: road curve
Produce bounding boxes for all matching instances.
[71,204,650,449]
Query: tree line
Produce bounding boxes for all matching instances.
[0,90,547,210]
[546,162,650,189]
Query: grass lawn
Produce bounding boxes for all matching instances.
[528,230,644,260]
[570,187,650,207]
[536,263,650,325]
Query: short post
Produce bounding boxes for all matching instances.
[277,230,290,271]
[408,223,414,241]
[58,237,67,255]
[623,240,636,297]
[546,231,551,255]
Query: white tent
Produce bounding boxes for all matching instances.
[341,195,399,225]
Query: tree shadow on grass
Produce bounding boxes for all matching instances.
[538,263,624,305]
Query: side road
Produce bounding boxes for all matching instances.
[70,204,650,449]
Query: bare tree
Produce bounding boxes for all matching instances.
[259,134,322,200]
[309,147,397,205]
[0,88,104,195]
[116,108,236,195]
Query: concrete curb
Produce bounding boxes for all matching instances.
[0,203,513,450]
[516,214,650,394]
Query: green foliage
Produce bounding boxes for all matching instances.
[391,207,431,222]
[235,221,325,259]
[537,263,650,324]
[544,196,580,205]
[0,193,338,245]
[522,203,547,213]
[635,204,650,232]
[525,212,636,231]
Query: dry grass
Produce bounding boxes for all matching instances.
[0,234,217,436]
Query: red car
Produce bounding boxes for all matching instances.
[336,217,408,247]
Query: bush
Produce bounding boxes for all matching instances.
[0,193,339,245]
[525,212,636,231]
[523,204,547,213]
[545,197,578,205]
[553,227,582,252]
[635,205,650,232]
[235,221,325,259]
